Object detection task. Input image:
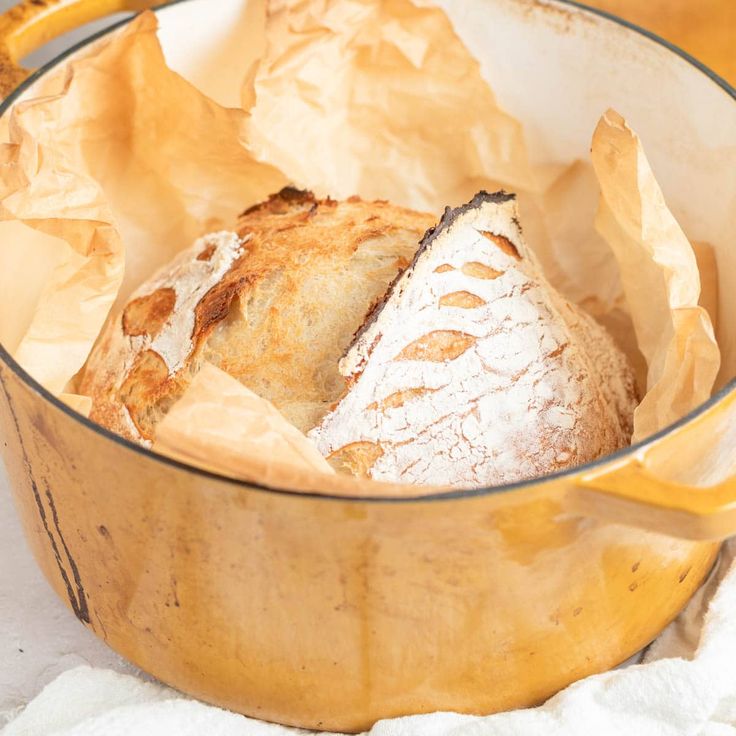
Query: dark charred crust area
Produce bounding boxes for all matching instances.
[354,297,386,347]
[239,188,421,237]
[439,190,516,225]
[278,186,317,203]
[345,191,516,363]
[240,186,317,217]
[240,187,361,224]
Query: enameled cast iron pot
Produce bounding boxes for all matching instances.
[0,0,735,731]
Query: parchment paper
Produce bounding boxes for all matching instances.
[0,11,284,395]
[0,3,722,488]
[155,363,334,476]
[155,362,442,496]
[591,110,721,442]
[245,0,534,211]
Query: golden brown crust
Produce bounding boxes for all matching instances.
[80,189,435,441]
[122,288,176,338]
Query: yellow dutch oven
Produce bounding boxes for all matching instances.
[1,0,735,731]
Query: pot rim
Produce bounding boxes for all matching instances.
[1,0,734,504]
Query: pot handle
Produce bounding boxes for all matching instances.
[575,388,736,541]
[577,459,736,541]
[0,0,166,97]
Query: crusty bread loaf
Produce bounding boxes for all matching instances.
[82,187,637,489]
[308,191,638,487]
[80,188,436,442]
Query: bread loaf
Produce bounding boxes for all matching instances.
[82,187,636,489]
[308,191,638,487]
[80,188,435,442]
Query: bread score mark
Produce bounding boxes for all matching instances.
[461,262,503,280]
[122,288,176,338]
[439,291,486,309]
[327,441,384,477]
[366,386,440,412]
[480,230,521,259]
[394,330,476,362]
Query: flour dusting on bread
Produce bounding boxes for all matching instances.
[81,231,246,444]
[308,192,637,487]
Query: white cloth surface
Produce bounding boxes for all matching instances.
[2,541,735,736]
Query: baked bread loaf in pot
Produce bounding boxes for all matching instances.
[0,0,734,732]
[82,188,638,487]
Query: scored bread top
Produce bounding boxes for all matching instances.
[80,188,436,442]
[308,191,638,487]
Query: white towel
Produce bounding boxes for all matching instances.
[3,541,735,736]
